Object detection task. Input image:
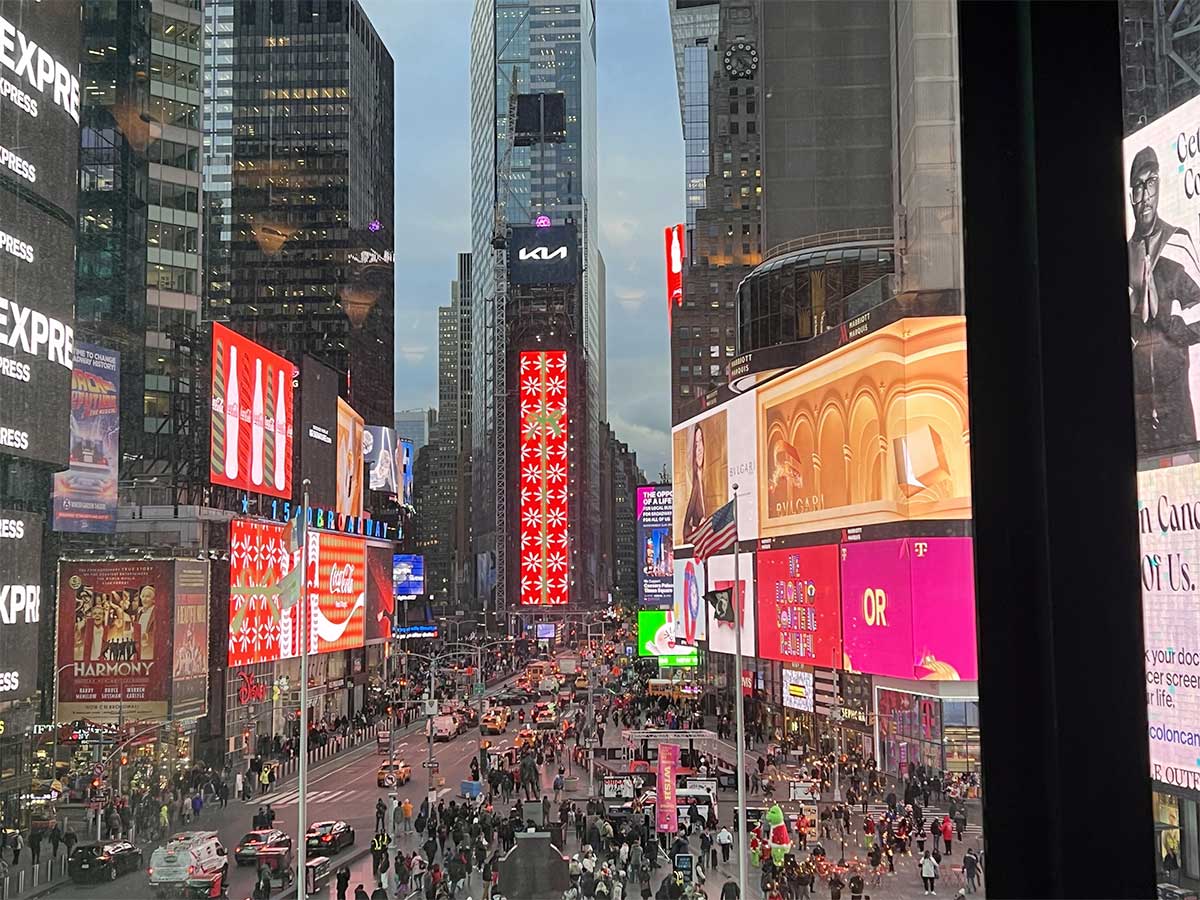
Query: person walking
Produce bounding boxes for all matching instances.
[376,798,388,833]
[963,847,982,894]
[28,828,41,866]
[259,765,270,795]
[716,825,733,865]
[401,797,414,833]
[10,829,21,866]
[336,864,351,900]
[919,849,940,895]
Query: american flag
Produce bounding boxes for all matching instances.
[687,499,737,563]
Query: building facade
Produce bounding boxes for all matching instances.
[469,0,603,615]
[76,0,205,499]
[394,408,433,450]
[668,0,719,252]
[217,0,395,427]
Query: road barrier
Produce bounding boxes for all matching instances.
[0,852,69,900]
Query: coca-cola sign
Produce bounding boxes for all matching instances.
[329,563,355,595]
[306,530,366,653]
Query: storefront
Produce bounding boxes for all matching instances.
[874,681,981,782]
[1155,788,1200,888]
[832,672,874,761]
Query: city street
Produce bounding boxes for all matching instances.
[41,705,496,900]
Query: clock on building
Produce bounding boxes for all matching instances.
[723,41,758,79]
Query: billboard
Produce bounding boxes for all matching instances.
[0,0,80,468]
[56,560,174,721]
[336,397,365,517]
[518,350,570,605]
[782,668,814,712]
[305,530,366,654]
[1138,463,1200,787]
[755,317,971,539]
[665,224,685,317]
[672,391,757,547]
[364,425,401,494]
[637,609,699,667]
[52,343,120,532]
[393,554,425,598]
[399,438,415,506]
[365,543,395,643]
[228,518,301,667]
[299,355,338,509]
[210,323,295,498]
[0,509,42,703]
[637,485,673,607]
[672,558,707,644]
[656,743,680,833]
[756,544,841,668]
[840,537,977,680]
[170,560,210,719]
[705,551,756,657]
[509,224,579,286]
[1124,97,1200,454]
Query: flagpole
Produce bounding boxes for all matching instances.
[730,484,748,900]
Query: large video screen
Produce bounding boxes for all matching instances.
[509,224,579,286]
[393,553,425,598]
[0,198,76,465]
[672,557,706,644]
[756,544,841,668]
[52,343,120,533]
[299,355,338,509]
[518,350,570,605]
[336,397,365,517]
[364,425,400,495]
[840,537,977,681]
[0,0,82,216]
[210,323,295,499]
[637,485,673,608]
[399,438,414,506]
[56,559,174,722]
[364,542,395,643]
[0,509,41,703]
[305,530,366,653]
[636,609,699,667]
[704,551,756,658]
[671,317,971,545]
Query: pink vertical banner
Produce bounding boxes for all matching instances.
[656,743,680,833]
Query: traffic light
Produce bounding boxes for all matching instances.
[119,753,128,767]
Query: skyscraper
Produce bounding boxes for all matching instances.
[394,408,432,450]
[76,0,205,497]
[210,0,395,428]
[469,0,602,615]
[668,0,719,254]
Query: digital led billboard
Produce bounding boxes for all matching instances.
[365,542,395,643]
[364,425,400,494]
[672,557,707,644]
[56,559,175,722]
[664,224,685,318]
[52,343,120,533]
[637,485,673,607]
[305,530,366,654]
[210,323,295,499]
[0,508,42,703]
[782,668,814,712]
[509,224,579,285]
[756,544,841,668]
[840,537,977,681]
[705,551,756,657]
[170,560,211,720]
[299,355,338,509]
[672,392,757,547]
[336,397,365,517]
[399,438,414,506]
[637,609,699,667]
[393,554,425,598]
[518,350,569,605]
[1137,463,1200,788]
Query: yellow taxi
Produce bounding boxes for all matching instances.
[574,675,590,691]
[481,708,509,735]
[513,728,538,749]
[376,760,412,787]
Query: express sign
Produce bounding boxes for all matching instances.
[0,509,41,702]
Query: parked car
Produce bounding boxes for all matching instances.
[306,820,354,855]
[67,841,143,883]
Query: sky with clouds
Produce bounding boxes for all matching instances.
[362,0,682,478]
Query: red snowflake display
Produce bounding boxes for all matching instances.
[518,350,569,605]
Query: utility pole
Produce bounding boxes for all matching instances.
[730,484,748,900]
[295,480,311,900]
[426,655,437,805]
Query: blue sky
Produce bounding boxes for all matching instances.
[361,0,682,478]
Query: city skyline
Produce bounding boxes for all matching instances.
[364,0,680,476]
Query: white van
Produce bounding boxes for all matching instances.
[425,715,458,742]
[147,831,227,895]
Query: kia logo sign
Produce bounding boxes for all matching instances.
[518,246,568,261]
[509,224,578,286]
